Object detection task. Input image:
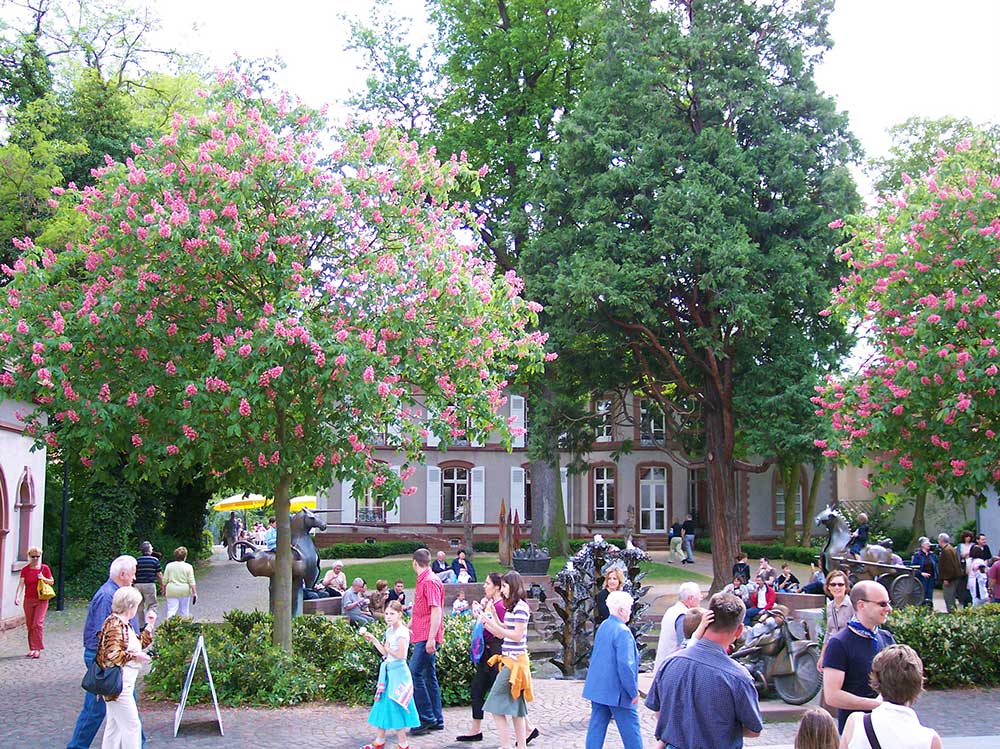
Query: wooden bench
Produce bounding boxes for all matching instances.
[302,596,343,616]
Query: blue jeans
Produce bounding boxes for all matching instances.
[586,702,642,749]
[409,641,443,727]
[744,607,763,625]
[684,535,695,562]
[921,576,935,605]
[68,648,145,748]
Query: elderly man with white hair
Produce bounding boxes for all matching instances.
[582,590,641,749]
[68,554,150,749]
[343,577,375,625]
[653,581,702,672]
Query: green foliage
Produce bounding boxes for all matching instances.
[145,612,476,707]
[887,604,1000,688]
[694,537,820,566]
[318,540,427,560]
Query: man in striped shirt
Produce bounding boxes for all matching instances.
[134,542,162,628]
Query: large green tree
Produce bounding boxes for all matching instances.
[525,0,859,588]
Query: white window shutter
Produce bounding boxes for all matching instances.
[560,467,569,522]
[471,466,486,524]
[510,395,526,448]
[426,467,441,524]
[386,466,401,524]
[341,478,356,524]
[426,408,440,448]
[510,467,525,520]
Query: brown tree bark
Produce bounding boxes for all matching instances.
[703,374,740,593]
[910,488,928,553]
[272,471,293,652]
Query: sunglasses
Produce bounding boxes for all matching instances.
[29,555,40,559]
[861,599,892,608]
[827,582,845,587]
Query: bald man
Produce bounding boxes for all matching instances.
[822,580,896,732]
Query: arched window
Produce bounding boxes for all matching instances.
[441,466,470,523]
[773,468,807,529]
[15,469,35,561]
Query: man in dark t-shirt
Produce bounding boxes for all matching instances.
[681,514,696,564]
[134,541,163,627]
[822,580,896,732]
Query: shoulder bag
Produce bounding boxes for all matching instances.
[37,577,56,601]
[81,623,123,698]
[862,712,883,749]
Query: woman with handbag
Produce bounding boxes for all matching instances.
[13,545,54,658]
[96,586,155,749]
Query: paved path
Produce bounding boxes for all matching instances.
[0,547,995,748]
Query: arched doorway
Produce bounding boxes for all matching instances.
[0,466,8,610]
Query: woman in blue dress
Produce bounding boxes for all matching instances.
[359,601,420,749]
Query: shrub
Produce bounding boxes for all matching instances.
[145,611,476,707]
[887,604,1000,688]
[693,537,819,565]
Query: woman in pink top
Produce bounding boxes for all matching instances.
[14,546,54,658]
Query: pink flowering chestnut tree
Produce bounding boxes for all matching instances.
[815,141,1000,542]
[0,74,547,650]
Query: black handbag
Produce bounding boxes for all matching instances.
[81,626,123,697]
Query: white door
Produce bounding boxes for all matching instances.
[639,466,667,533]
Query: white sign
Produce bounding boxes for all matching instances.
[173,634,224,738]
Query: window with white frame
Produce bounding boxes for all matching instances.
[441,466,469,523]
[357,487,386,523]
[775,478,803,527]
[593,466,616,523]
[639,398,667,446]
[595,399,613,442]
[687,468,704,520]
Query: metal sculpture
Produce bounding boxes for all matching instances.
[240,508,327,616]
[547,534,650,677]
[815,505,893,573]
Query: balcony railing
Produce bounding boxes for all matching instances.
[357,507,386,523]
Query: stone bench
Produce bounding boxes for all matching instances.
[775,592,826,610]
[302,596,343,616]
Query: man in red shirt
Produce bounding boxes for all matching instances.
[409,547,445,735]
[988,556,1000,603]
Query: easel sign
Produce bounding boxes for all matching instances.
[173,634,224,737]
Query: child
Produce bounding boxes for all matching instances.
[848,513,869,556]
[452,589,471,616]
[359,601,420,749]
[369,579,389,620]
[793,708,838,749]
[776,563,800,592]
[969,558,990,606]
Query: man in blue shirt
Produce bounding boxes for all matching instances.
[264,516,277,551]
[583,590,641,749]
[67,555,144,749]
[646,592,763,749]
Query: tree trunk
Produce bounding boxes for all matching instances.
[799,461,825,547]
[703,377,739,593]
[530,454,570,556]
[910,488,928,553]
[782,463,799,547]
[272,472,293,652]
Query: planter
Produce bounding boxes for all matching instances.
[512,556,551,576]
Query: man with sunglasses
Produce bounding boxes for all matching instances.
[821,580,896,733]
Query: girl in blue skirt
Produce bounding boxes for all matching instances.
[360,600,421,749]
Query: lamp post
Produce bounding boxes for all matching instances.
[56,456,68,611]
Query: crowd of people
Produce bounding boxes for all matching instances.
[21,524,1000,749]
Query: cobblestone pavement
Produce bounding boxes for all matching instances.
[1,548,996,748]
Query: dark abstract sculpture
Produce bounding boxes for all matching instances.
[512,542,551,576]
[241,508,326,616]
[547,534,650,677]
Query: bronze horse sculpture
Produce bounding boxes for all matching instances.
[815,505,893,577]
[242,507,327,616]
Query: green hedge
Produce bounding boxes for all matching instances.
[317,537,625,560]
[145,611,476,707]
[887,604,1000,688]
[693,538,820,565]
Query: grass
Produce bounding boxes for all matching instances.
[328,554,711,587]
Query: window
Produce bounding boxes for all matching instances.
[441,466,469,523]
[357,488,386,523]
[688,468,705,521]
[639,466,668,532]
[639,399,666,446]
[775,477,804,527]
[593,466,616,523]
[596,399,613,442]
[524,467,532,523]
[15,475,33,562]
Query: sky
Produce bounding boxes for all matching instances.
[148,0,1000,184]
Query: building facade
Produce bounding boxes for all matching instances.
[316,393,842,547]
[0,398,47,629]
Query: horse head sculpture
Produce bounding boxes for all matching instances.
[815,504,894,575]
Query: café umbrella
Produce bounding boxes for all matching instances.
[213,494,318,512]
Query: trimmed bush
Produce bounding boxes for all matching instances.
[145,612,476,707]
[887,604,1000,688]
[693,538,820,565]
[315,537,614,560]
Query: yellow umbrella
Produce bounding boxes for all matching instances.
[213,493,268,512]
[289,495,317,512]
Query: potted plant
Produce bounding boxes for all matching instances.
[512,543,551,576]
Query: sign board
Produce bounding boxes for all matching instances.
[173,634,224,738]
